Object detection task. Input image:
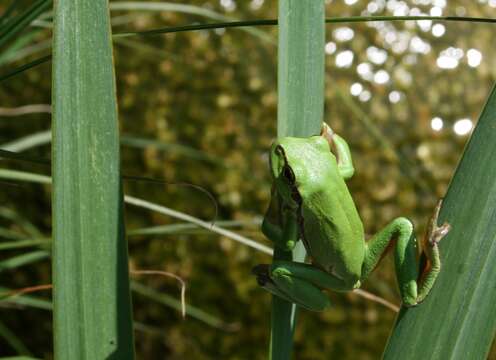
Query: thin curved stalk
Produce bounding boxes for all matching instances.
[0,168,272,255]
[4,15,496,82]
[109,1,274,43]
[124,196,272,255]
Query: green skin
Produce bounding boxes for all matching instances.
[253,124,450,311]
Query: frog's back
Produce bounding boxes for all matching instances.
[289,138,365,283]
[301,185,365,283]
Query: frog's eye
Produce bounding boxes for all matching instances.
[282,165,295,184]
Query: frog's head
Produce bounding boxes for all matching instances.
[269,132,332,207]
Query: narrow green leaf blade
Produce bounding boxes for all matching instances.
[0,320,32,356]
[52,0,134,358]
[0,0,51,49]
[0,251,49,272]
[0,55,51,82]
[277,1,325,138]
[0,1,21,26]
[383,85,496,359]
[270,1,325,359]
[130,281,237,332]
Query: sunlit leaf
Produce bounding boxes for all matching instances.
[383,85,496,359]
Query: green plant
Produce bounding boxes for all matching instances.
[51,0,134,358]
[269,1,325,359]
[383,85,496,359]
[1,1,496,358]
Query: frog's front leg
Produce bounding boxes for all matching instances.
[360,201,450,306]
[261,191,299,251]
[252,261,354,311]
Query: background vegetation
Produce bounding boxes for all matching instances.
[1,0,495,358]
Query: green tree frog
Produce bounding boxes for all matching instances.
[252,123,450,311]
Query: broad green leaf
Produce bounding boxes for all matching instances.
[270,1,325,359]
[51,0,134,358]
[383,85,496,359]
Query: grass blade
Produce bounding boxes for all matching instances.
[0,55,51,82]
[130,281,238,332]
[109,1,274,43]
[0,1,20,26]
[0,251,49,272]
[120,135,223,165]
[124,196,272,255]
[1,130,220,165]
[383,85,496,359]
[0,239,50,251]
[127,219,261,237]
[3,15,496,83]
[0,168,270,255]
[0,320,32,356]
[270,1,325,359]
[0,0,51,48]
[0,169,49,184]
[51,0,134,358]
[0,286,52,311]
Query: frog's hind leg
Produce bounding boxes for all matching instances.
[253,261,353,311]
[360,201,450,306]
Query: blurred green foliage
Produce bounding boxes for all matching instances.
[1,0,496,359]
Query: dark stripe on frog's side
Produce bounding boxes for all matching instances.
[275,145,313,255]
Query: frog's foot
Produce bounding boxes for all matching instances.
[411,200,451,305]
[425,199,451,248]
[429,223,451,246]
[252,264,298,305]
[252,263,331,312]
